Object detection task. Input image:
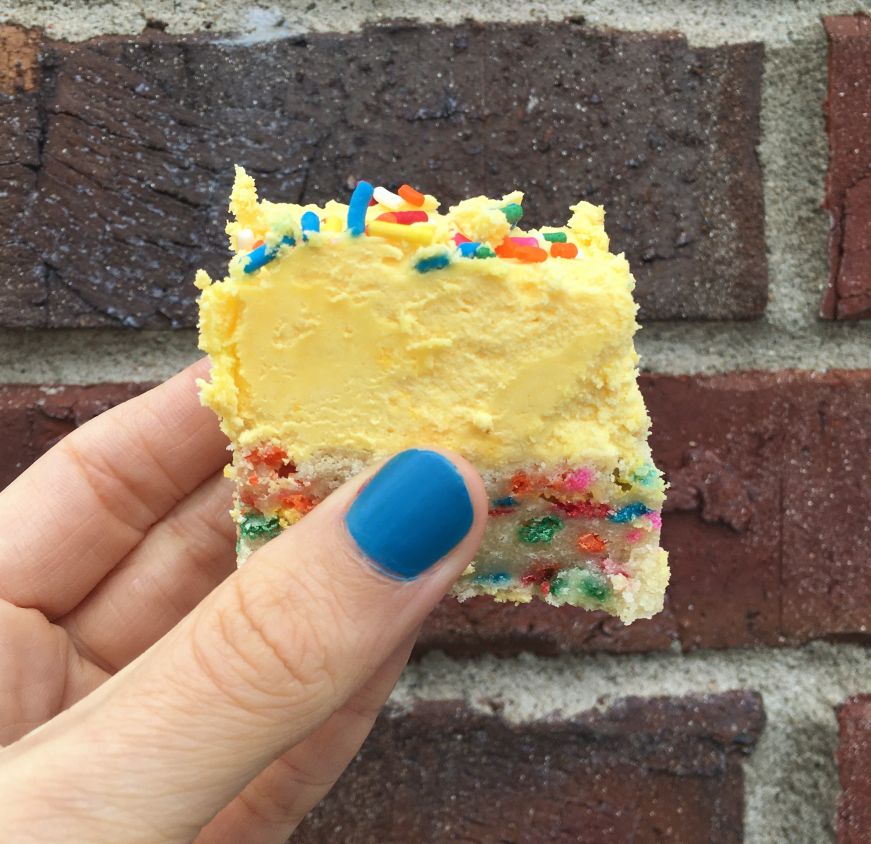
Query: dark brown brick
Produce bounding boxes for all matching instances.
[296,692,764,843]
[823,15,871,319]
[838,695,871,843]
[0,383,150,490]
[2,22,766,327]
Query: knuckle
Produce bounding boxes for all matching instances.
[189,569,340,716]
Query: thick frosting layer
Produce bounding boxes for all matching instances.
[197,168,650,471]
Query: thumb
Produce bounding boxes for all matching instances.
[0,449,486,843]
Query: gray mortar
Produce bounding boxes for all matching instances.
[1,0,871,381]
[2,3,871,843]
[392,642,871,844]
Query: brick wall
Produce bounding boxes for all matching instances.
[1,4,870,841]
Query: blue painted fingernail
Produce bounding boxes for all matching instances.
[345,449,475,580]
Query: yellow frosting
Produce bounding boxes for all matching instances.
[197,167,651,471]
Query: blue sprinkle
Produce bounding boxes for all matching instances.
[244,235,295,274]
[474,572,512,586]
[458,240,480,257]
[632,464,659,486]
[492,496,517,508]
[608,502,652,523]
[347,180,374,236]
[301,210,320,239]
[415,250,451,273]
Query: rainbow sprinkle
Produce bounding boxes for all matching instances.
[347,180,374,236]
[415,250,451,273]
[244,235,295,274]
[608,502,652,523]
[300,211,320,239]
[502,203,524,225]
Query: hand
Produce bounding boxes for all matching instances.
[0,360,486,843]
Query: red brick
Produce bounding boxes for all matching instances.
[0,22,765,326]
[0,384,150,489]
[822,15,871,319]
[648,370,871,649]
[838,695,871,843]
[296,691,764,843]
[2,372,869,654]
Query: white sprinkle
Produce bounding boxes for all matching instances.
[236,228,255,252]
[373,186,404,210]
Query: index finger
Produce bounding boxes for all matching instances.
[0,358,229,618]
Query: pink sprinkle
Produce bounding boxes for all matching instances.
[600,558,629,577]
[646,512,662,529]
[626,529,643,544]
[453,233,471,245]
[510,236,539,247]
[564,467,594,492]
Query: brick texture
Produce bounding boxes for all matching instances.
[0,26,45,327]
[1,370,869,654]
[838,695,871,843]
[0,384,149,488]
[823,15,871,319]
[0,22,766,327]
[422,369,871,654]
[296,692,764,843]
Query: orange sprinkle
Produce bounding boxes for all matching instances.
[247,472,259,485]
[514,245,548,263]
[398,184,426,206]
[252,239,265,249]
[279,491,317,513]
[495,238,518,259]
[551,242,578,259]
[510,471,532,494]
[249,444,288,469]
[376,212,398,223]
[577,532,607,553]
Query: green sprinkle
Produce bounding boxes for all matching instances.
[502,203,524,225]
[543,231,567,243]
[579,569,610,602]
[239,512,282,541]
[549,572,570,598]
[517,514,564,544]
[475,245,496,259]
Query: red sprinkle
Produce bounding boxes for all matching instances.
[577,532,607,553]
[453,232,471,245]
[377,210,428,224]
[249,444,288,470]
[520,562,560,588]
[488,506,515,517]
[398,184,426,206]
[551,242,579,259]
[550,499,612,519]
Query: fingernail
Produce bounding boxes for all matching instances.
[345,449,474,579]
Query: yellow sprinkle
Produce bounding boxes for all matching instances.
[322,216,342,233]
[367,220,435,245]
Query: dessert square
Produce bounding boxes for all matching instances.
[196,169,668,623]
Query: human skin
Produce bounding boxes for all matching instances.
[0,358,487,843]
